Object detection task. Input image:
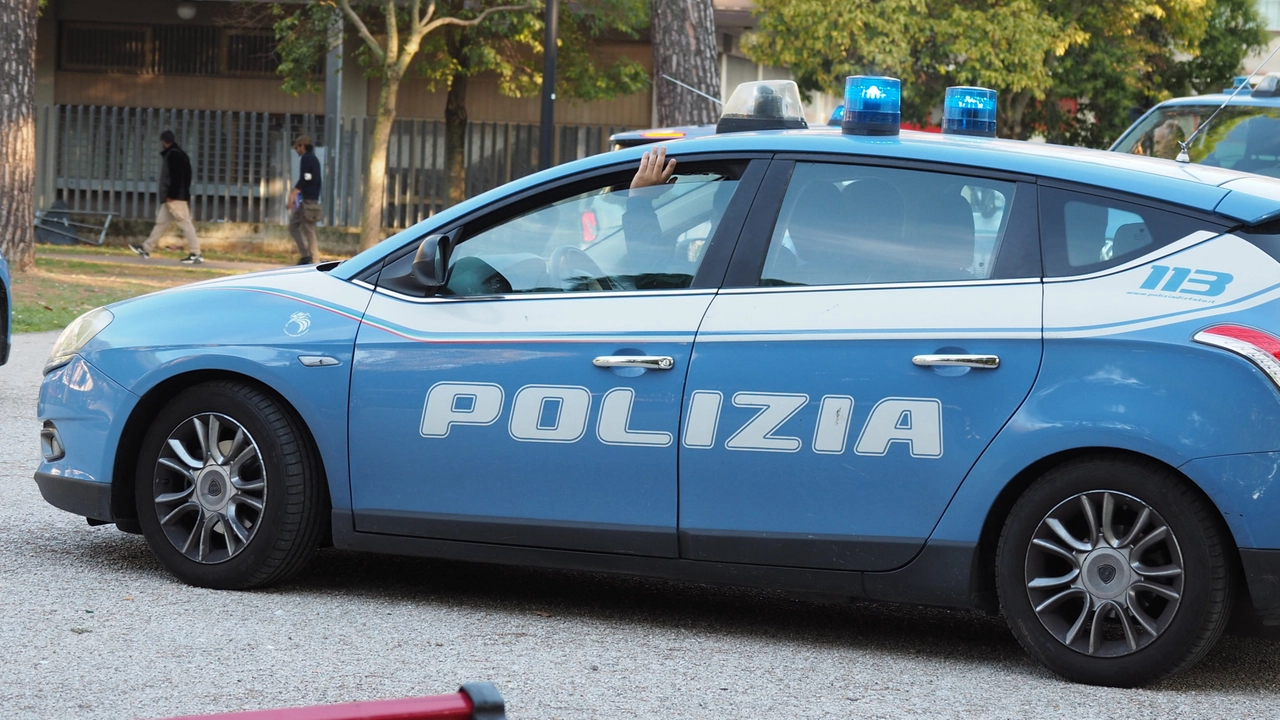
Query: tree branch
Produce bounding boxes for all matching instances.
[338,0,385,64]
[383,0,399,67]
[422,4,530,35]
[419,1,437,35]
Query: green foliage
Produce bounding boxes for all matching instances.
[271,3,340,95]
[742,0,1076,126]
[743,0,1269,146]
[413,0,650,102]
[270,0,649,103]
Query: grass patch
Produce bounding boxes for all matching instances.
[39,243,308,265]
[12,256,239,333]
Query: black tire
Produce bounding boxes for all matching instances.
[996,454,1234,687]
[134,380,326,589]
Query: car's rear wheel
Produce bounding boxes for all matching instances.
[996,455,1234,686]
[135,380,325,589]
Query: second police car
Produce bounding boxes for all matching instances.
[35,78,1280,687]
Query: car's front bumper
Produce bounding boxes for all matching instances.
[34,471,113,522]
[35,355,137,521]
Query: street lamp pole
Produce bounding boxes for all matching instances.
[539,0,559,171]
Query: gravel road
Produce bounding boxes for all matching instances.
[2,331,1278,719]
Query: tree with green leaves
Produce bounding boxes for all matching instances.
[1030,0,1268,147]
[742,0,1267,147]
[274,1,527,250]
[272,1,648,249]
[409,1,648,206]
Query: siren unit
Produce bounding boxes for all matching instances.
[841,76,901,136]
[941,86,998,137]
[838,76,999,138]
[715,81,809,134]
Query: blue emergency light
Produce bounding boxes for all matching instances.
[842,76,900,136]
[942,86,998,138]
[827,105,845,126]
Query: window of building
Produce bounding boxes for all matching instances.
[59,22,298,79]
[1259,0,1280,31]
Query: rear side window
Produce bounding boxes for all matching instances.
[1039,187,1223,277]
[759,162,1017,286]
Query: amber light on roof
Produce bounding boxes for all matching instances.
[640,131,687,138]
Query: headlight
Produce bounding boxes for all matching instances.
[45,307,113,374]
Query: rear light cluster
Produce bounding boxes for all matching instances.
[1193,324,1280,389]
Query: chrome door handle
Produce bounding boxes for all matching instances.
[912,354,1000,369]
[593,355,676,370]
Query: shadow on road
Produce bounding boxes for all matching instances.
[59,530,1278,692]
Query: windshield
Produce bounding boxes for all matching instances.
[1113,105,1280,177]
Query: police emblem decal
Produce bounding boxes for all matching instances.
[285,311,312,337]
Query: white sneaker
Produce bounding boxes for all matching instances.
[180,254,203,264]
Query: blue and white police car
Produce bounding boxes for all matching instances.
[35,78,1280,687]
[1112,73,1280,175]
[0,246,10,366]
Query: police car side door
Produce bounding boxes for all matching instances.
[347,157,766,557]
[679,158,1044,571]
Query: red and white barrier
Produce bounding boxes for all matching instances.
[156,682,506,720]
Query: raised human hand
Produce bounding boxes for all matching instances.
[630,146,677,190]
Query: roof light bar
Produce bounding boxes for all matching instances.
[842,76,900,136]
[942,86,998,138]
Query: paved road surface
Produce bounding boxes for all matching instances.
[2,332,1278,719]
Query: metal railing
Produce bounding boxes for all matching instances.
[34,104,627,231]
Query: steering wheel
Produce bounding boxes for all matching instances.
[548,245,612,291]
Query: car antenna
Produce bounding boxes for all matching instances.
[1176,44,1280,163]
[662,74,725,107]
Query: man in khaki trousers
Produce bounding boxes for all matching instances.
[288,134,322,264]
[131,130,202,264]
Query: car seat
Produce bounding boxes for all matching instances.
[1233,116,1280,177]
[838,180,907,283]
[903,186,976,281]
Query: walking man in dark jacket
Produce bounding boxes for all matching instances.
[131,130,202,263]
[289,134,322,264]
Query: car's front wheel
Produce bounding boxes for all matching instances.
[996,456,1234,686]
[135,380,325,589]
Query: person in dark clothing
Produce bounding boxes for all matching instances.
[289,134,322,264]
[621,145,677,279]
[131,129,202,263]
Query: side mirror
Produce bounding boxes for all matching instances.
[411,234,450,289]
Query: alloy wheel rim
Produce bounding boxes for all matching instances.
[151,412,267,564]
[1024,490,1184,657]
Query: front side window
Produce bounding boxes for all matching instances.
[759,162,1016,286]
[1039,187,1223,278]
[442,162,745,297]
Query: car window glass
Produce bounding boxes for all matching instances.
[759,162,1015,286]
[1041,187,1218,277]
[443,163,744,296]
[1113,105,1280,176]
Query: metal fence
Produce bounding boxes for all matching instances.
[34,104,628,231]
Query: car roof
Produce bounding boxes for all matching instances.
[608,125,717,146]
[333,126,1280,280]
[1150,91,1280,108]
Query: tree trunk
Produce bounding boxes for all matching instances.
[651,0,720,127]
[445,70,469,208]
[360,75,399,250]
[0,0,37,271]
